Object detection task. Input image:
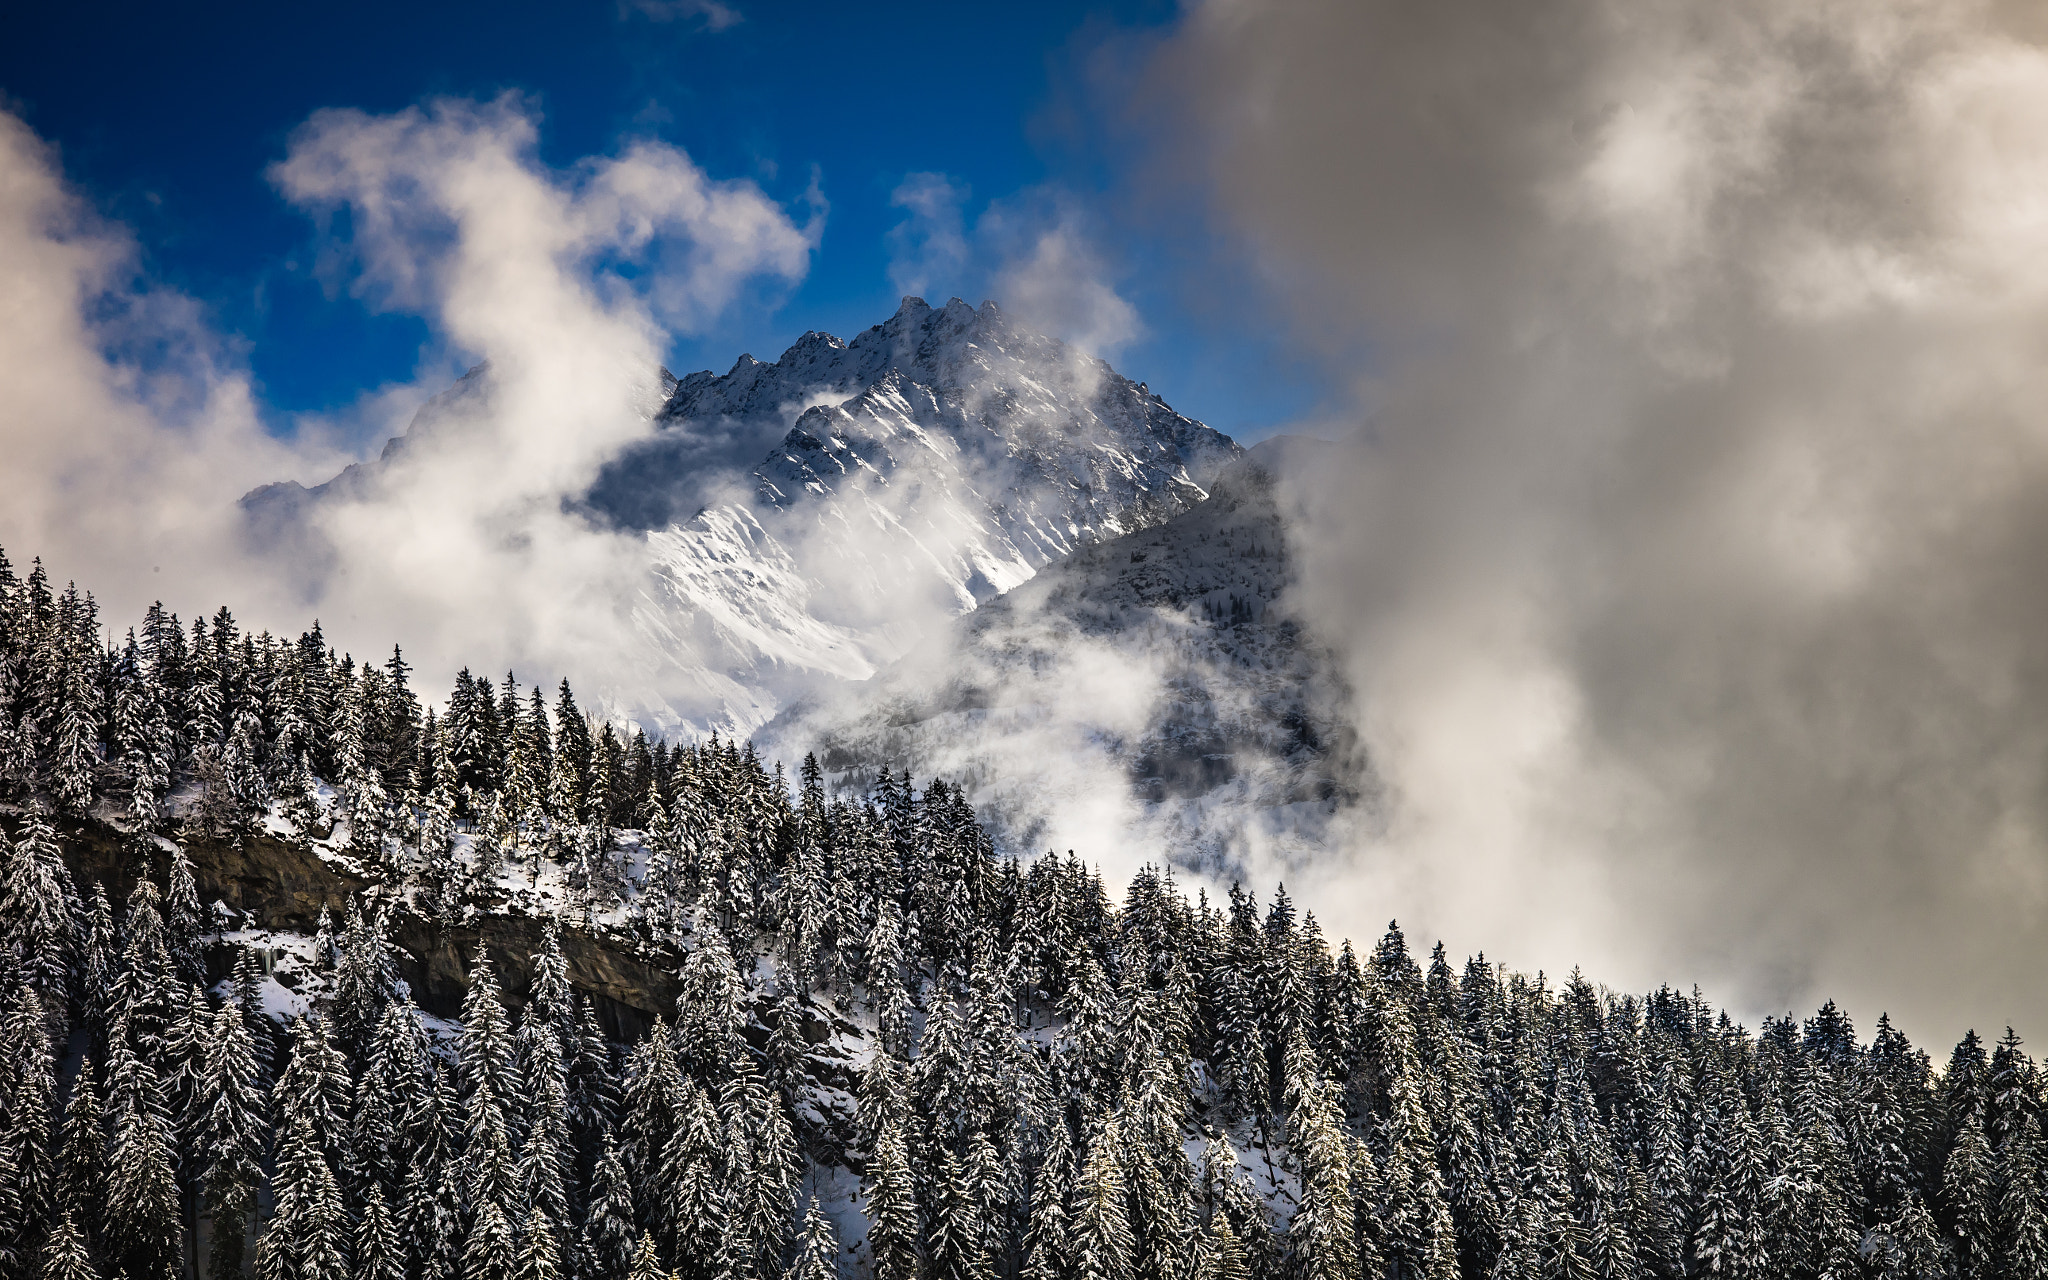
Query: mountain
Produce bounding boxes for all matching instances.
[760,438,1369,874]
[244,297,1242,740]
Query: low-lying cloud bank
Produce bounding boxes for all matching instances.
[1131,0,2048,1043]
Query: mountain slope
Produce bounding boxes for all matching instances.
[245,297,1242,741]
[760,443,1369,874]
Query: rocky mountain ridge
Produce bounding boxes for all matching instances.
[244,297,1242,742]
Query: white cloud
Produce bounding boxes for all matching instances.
[0,96,817,713]
[886,172,970,301]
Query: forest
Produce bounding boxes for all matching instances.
[0,544,2040,1280]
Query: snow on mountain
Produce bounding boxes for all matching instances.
[758,444,1370,876]
[244,297,1243,741]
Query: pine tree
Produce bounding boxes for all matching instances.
[55,1056,107,1247]
[517,1207,563,1280]
[788,1195,840,1280]
[1024,1117,1075,1280]
[627,1233,664,1280]
[585,1136,639,1280]
[0,981,57,1248]
[465,1201,518,1280]
[0,812,78,1020]
[2000,1112,2048,1280]
[104,1068,183,1277]
[1945,1114,1997,1280]
[259,1115,352,1280]
[1072,1116,1136,1280]
[866,1114,922,1280]
[164,848,207,983]
[357,1186,407,1280]
[40,1210,100,1280]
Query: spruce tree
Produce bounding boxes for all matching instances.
[40,1210,100,1280]
[0,982,57,1249]
[357,1186,407,1280]
[584,1136,639,1280]
[0,812,77,1020]
[2000,1112,2048,1280]
[1945,1115,1998,1280]
[788,1196,840,1280]
[258,1115,351,1280]
[1024,1116,1076,1280]
[866,1114,922,1280]
[465,1202,518,1280]
[55,1056,107,1249]
[515,1208,560,1280]
[104,1070,183,1278]
[627,1233,664,1280]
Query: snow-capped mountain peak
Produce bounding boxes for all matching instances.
[243,298,1242,742]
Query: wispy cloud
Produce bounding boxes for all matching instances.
[885,175,1144,359]
[618,0,742,32]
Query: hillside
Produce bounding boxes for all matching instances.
[0,547,2025,1280]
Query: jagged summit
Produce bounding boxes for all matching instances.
[240,299,1242,741]
[625,298,1242,735]
[588,295,1233,532]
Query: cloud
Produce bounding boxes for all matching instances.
[887,173,971,301]
[618,0,742,32]
[259,95,816,692]
[0,96,816,718]
[0,110,325,615]
[885,176,1143,358]
[1135,0,2048,1045]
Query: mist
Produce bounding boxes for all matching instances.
[1131,0,2048,1046]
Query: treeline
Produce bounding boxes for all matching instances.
[0,547,800,924]
[1,548,2045,1280]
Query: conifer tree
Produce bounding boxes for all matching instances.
[866,1114,923,1280]
[55,1056,106,1249]
[2001,1112,2048,1280]
[785,1195,841,1280]
[627,1233,663,1280]
[357,1186,406,1280]
[204,1002,270,1280]
[258,1115,351,1280]
[518,1206,562,1280]
[0,981,57,1248]
[164,848,207,983]
[0,813,77,1020]
[1072,1116,1136,1280]
[465,1201,518,1280]
[104,1066,183,1278]
[585,1136,639,1280]
[1945,1114,1998,1280]
[40,1210,99,1280]
[1024,1117,1075,1280]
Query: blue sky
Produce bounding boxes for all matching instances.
[3,0,1323,446]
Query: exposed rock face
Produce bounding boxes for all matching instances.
[49,818,691,1038]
